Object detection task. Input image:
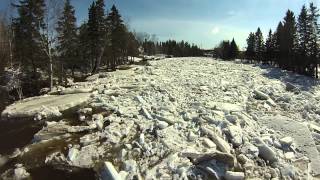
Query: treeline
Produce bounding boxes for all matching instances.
[142,39,203,57]
[245,3,320,78]
[213,38,239,60]
[0,0,202,99]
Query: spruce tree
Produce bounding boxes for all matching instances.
[255,28,264,62]
[92,0,106,73]
[308,2,319,78]
[56,0,78,81]
[106,5,128,70]
[280,10,298,70]
[297,5,310,74]
[246,32,256,62]
[229,38,239,59]
[265,29,273,64]
[87,0,107,73]
[273,22,284,66]
[12,0,46,75]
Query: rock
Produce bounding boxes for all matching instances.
[100,162,122,180]
[201,126,231,153]
[68,148,79,162]
[157,120,169,129]
[1,93,91,120]
[225,171,245,180]
[254,90,269,100]
[254,138,278,163]
[202,138,217,148]
[14,164,30,180]
[280,137,294,146]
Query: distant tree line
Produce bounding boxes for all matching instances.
[213,38,239,60]
[0,0,203,100]
[140,39,203,57]
[245,3,320,78]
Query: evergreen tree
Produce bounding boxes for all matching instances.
[297,5,310,74]
[78,22,91,73]
[229,38,239,59]
[280,10,298,70]
[265,29,274,64]
[246,32,256,62]
[273,22,284,66]
[56,0,78,81]
[12,0,46,75]
[106,5,128,70]
[308,2,319,78]
[255,27,264,62]
[127,32,139,62]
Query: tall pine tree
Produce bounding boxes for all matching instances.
[229,38,239,59]
[12,0,46,75]
[280,10,298,70]
[255,28,264,62]
[56,0,78,82]
[308,3,319,78]
[246,32,256,62]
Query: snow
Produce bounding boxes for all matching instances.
[1,93,91,120]
[2,57,320,179]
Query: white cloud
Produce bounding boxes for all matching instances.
[211,27,220,34]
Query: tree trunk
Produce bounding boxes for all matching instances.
[92,47,105,74]
[49,56,53,90]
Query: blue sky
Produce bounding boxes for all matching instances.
[1,0,319,49]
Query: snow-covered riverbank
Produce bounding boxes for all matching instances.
[1,57,320,179]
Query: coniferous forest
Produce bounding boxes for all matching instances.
[245,3,320,78]
[0,0,202,101]
[0,1,320,103]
